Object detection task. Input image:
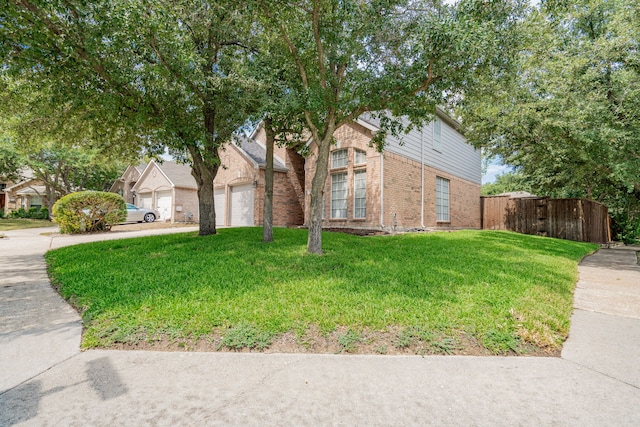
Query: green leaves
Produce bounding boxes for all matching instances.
[462,0,640,241]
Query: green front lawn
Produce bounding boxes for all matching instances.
[0,218,54,231]
[45,228,596,354]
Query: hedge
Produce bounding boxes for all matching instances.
[53,191,126,234]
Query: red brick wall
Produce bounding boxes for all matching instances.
[250,130,306,227]
[383,152,481,229]
[304,124,480,231]
[304,122,382,229]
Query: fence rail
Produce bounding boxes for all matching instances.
[481,196,611,244]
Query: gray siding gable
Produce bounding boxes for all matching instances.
[359,113,481,185]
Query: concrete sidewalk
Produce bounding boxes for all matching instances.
[1,228,639,426]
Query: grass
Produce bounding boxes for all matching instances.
[0,218,54,231]
[45,228,597,354]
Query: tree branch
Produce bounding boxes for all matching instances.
[259,3,309,91]
[311,2,327,89]
[148,30,207,104]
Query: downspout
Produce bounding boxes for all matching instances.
[380,153,385,228]
[420,127,425,228]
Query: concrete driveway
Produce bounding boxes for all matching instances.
[1,227,639,426]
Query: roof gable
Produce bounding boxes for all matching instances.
[233,135,288,171]
[132,160,196,192]
[155,161,197,189]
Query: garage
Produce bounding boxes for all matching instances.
[138,193,152,210]
[230,184,254,226]
[214,188,226,226]
[156,191,172,221]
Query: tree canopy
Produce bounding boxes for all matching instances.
[0,73,132,214]
[2,0,262,235]
[464,0,640,241]
[257,0,524,253]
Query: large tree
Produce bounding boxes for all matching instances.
[461,0,640,241]
[257,0,523,254]
[2,0,261,235]
[0,73,136,215]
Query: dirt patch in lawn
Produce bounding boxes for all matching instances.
[323,228,390,237]
[103,325,560,357]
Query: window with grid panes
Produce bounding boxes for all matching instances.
[331,149,348,168]
[331,173,348,218]
[436,176,449,222]
[354,170,366,218]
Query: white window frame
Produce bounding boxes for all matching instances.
[331,149,348,169]
[353,169,366,219]
[331,172,348,219]
[354,149,367,165]
[433,117,442,152]
[436,176,450,222]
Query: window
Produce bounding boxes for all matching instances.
[30,195,43,209]
[436,177,449,222]
[331,173,348,218]
[354,170,366,218]
[354,149,367,165]
[331,149,348,169]
[433,117,442,152]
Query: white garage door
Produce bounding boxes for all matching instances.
[214,188,226,226]
[156,191,172,221]
[230,184,254,226]
[139,193,152,210]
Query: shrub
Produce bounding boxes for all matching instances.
[39,207,50,219]
[0,209,4,219]
[8,206,49,219]
[9,207,29,218]
[53,191,126,234]
[28,206,40,218]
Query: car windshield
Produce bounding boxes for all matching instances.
[126,204,137,209]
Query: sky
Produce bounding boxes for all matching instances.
[482,158,512,185]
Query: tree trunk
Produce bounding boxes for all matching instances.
[189,145,219,236]
[46,185,56,220]
[307,133,333,254]
[263,117,275,243]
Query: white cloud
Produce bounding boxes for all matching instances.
[482,162,512,184]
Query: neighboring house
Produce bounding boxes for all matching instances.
[302,108,482,230]
[0,180,9,213]
[2,170,47,215]
[113,140,305,226]
[127,161,199,223]
[109,163,147,205]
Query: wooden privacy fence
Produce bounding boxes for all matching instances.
[481,196,611,244]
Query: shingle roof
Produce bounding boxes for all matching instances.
[155,161,197,189]
[134,163,147,174]
[234,135,287,170]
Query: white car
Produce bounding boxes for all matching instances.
[126,204,158,223]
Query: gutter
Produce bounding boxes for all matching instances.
[421,128,425,228]
[380,153,385,228]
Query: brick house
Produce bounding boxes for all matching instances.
[2,171,47,215]
[301,109,481,230]
[214,132,305,227]
[113,108,480,230]
[111,134,305,226]
[109,164,147,205]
